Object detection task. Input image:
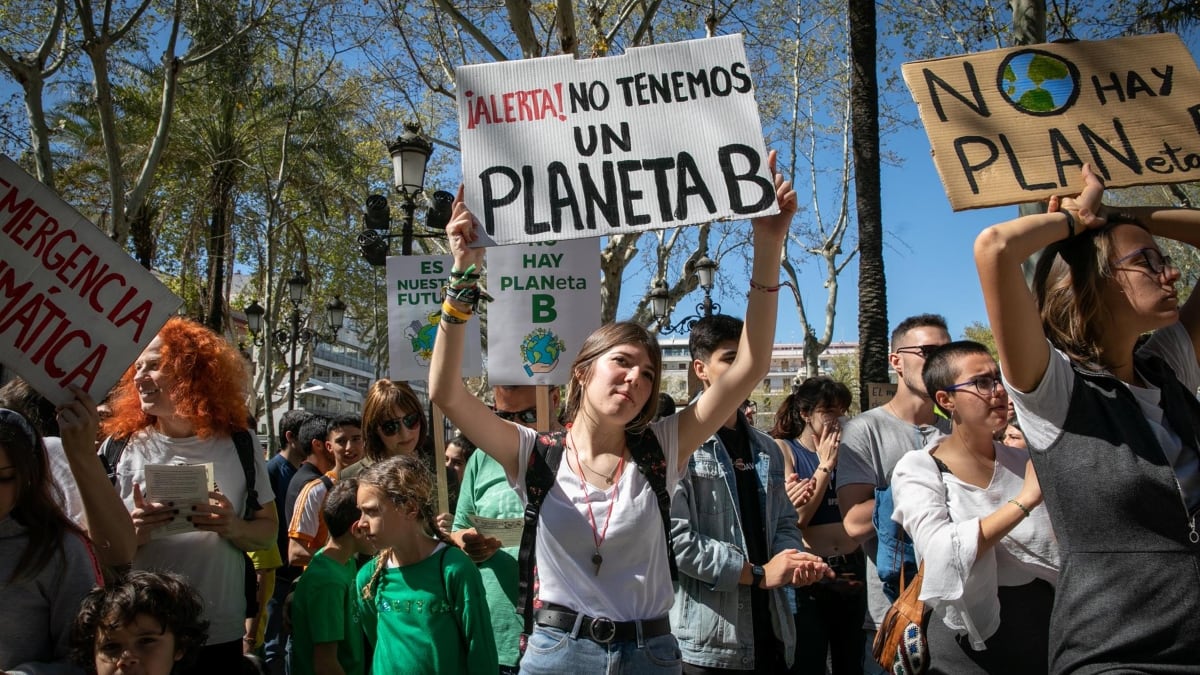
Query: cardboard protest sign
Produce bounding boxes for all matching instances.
[456,34,778,245]
[386,255,481,381]
[0,155,181,406]
[486,239,601,385]
[903,33,1200,210]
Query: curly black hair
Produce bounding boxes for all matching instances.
[71,570,209,672]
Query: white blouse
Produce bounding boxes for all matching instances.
[891,440,1059,649]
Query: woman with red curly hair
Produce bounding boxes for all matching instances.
[101,316,278,673]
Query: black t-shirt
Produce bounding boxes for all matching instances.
[715,420,780,671]
[283,461,324,533]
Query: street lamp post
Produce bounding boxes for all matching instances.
[648,255,720,334]
[244,272,346,411]
[388,123,434,256]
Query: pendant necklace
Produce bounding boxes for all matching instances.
[568,428,625,576]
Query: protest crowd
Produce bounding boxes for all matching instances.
[5,32,1200,675]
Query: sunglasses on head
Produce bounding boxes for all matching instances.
[894,344,942,359]
[492,406,538,425]
[380,413,421,436]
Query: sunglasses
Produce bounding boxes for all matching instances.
[1114,247,1175,278]
[492,407,538,425]
[894,344,942,359]
[944,375,1005,396]
[379,413,421,436]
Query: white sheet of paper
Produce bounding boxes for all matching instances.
[468,514,524,548]
[144,463,214,539]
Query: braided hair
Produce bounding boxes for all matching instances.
[358,454,451,602]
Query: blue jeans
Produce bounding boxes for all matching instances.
[520,625,682,674]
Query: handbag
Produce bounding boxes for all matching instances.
[872,560,929,675]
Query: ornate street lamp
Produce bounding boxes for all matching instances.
[650,255,721,335]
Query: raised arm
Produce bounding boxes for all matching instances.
[675,150,795,463]
[428,186,523,479]
[973,164,1106,392]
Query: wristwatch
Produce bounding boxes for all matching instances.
[751,564,765,588]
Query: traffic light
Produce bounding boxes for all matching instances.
[364,194,391,230]
[358,229,389,266]
[425,190,454,231]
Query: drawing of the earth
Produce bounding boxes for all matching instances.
[999,50,1079,115]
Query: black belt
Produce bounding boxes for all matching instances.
[824,549,865,569]
[534,605,671,645]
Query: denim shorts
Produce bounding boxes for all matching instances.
[519,625,682,674]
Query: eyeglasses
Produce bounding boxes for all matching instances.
[379,413,421,436]
[1114,247,1175,278]
[492,407,538,425]
[944,375,1005,396]
[894,344,942,359]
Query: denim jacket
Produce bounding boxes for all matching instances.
[669,414,803,669]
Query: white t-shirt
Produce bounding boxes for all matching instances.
[508,417,681,621]
[891,441,1059,649]
[46,437,87,529]
[115,428,275,644]
[1007,322,1200,509]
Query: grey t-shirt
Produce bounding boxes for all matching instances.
[837,405,949,628]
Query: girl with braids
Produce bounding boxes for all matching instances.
[976,163,1200,671]
[354,455,497,674]
[0,408,104,673]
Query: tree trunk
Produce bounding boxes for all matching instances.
[849,0,888,410]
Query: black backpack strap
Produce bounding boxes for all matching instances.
[626,427,678,582]
[231,430,261,519]
[101,435,129,485]
[517,430,566,637]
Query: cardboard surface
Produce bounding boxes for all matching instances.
[386,255,482,381]
[486,239,601,385]
[903,34,1200,210]
[0,155,181,406]
[456,34,778,245]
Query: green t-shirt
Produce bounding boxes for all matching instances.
[355,544,498,675]
[290,548,365,675]
[452,451,523,667]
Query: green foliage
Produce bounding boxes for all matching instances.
[961,321,999,362]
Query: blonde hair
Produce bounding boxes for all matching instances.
[1033,221,1141,370]
[358,455,449,602]
[564,321,663,433]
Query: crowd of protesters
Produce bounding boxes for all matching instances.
[3,161,1200,675]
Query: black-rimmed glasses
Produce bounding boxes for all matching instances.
[944,375,1005,396]
[894,344,942,359]
[1115,247,1175,278]
[380,413,421,436]
[492,407,538,425]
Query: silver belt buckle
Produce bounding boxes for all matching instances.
[588,616,617,643]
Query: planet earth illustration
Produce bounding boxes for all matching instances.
[999,50,1079,115]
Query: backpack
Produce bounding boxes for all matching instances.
[516,427,677,636]
[101,429,262,519]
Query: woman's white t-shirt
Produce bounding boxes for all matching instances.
[115,428,274,644]
[509,417,680,621]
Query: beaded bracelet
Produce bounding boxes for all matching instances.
[1007,498,1032,518]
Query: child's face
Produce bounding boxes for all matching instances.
[94,613,182,675]
[356,484,419,549]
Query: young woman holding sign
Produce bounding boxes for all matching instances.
[430,151,829,673]
[975,163,1200,671]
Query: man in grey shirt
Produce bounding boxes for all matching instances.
[836,314,951,674]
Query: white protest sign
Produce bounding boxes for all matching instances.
[0,155,181,406]
[387,255,481,381]
[486,239,600,385]
[456,34,778,246]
